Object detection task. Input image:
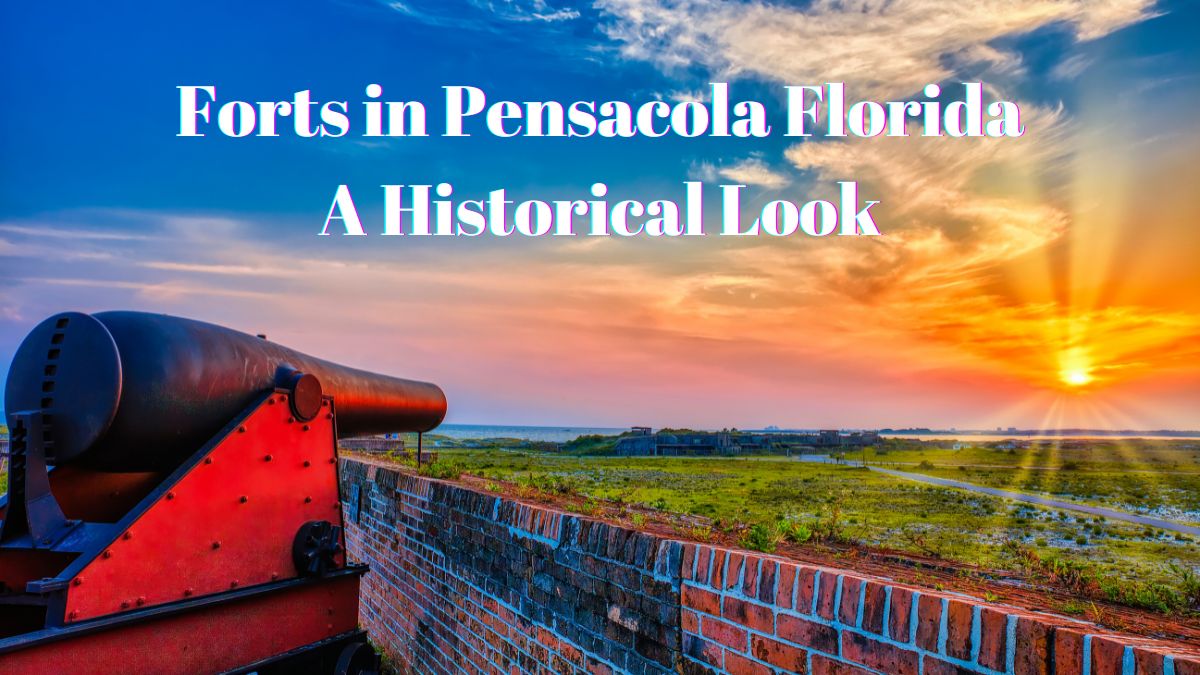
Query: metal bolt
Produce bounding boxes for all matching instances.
[303,460,311,467]
[240,495,249,504]
[212,541,221,549]
[204,457,213,464]
[287,417,295,424]
[121,600,131,609]
[271,572,279,581]
[238,426,246,433]
[322,400,329,407]
[103,550,112,559]
[184,588,193,597]
[72,577,83,586]
[264,454,273,462]
[123,531,132,540]
[267,399,275,406]
[326,413,333,420]
[230,580,239,588]
[302,424,311,432]
[136,597,145,606]
[304,496,313,503]
[166,491,175,500]
[69,611,78,620]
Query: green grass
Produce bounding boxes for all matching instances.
[873,440,1200,523]
[427,442,1200,615]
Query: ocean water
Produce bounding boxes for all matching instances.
[433,424,626,443]
[428,425,1200,444]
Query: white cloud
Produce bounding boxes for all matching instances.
[783,104,1073,283]
[384,0,579,29]
[689,157,790,188]
[716,158,790,189]
[596,0,1158,99]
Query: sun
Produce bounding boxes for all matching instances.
[1060,368,1093,388]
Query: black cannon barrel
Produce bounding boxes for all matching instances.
[4,311,447,471]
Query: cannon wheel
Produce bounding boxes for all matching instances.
[225,629,380,675]
[334,641,380,675]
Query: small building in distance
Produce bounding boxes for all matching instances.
[339,436,405,454]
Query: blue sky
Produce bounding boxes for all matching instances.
[2,1,1198,428]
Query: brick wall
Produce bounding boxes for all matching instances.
[340,458,1200,674]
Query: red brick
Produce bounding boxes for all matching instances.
[1133,647,1166,675]
[816,573,839,621]
[978,607,1009,671]
[724,596,775,634]
[702,616,749,650]
[777,613,839,654]
[841,631,920,674]
[1054,628,1086,675]
[743,558,761,598]
[758,562,778,604]
[682,543,697,580]
[915,594,943,652]
[810,654,874,675]
[796,567,818,614]
[888,587,914,643]
[838,577,863,626]
[1014,616,1052,675]
[696,546,713,585]
[922,655,975,675]
[751,634,808,672]
[725,650,773,675]
[712,550,727,590]
[1091,636,1128,675]
[560,640,583,665]
[776,564,797,610]
[683,584,722,615]
[726,553,746,590]
[683,634,723,668]
[944,599,974,660]
[682,608,701,634]
[1175,656,1200,675]
[860,582,887,635]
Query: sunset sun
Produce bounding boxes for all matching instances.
[1060,368,1093,387]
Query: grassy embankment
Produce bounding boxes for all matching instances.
[391,436,1200,617]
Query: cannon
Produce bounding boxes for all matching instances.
[0,311,447,674]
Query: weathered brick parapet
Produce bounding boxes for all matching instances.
[339,458,1200,674]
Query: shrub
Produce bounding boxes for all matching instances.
[526,474,580,495]
[419,459,464,480]
[741,523,780,553]
[1169,564,1200,610]
[779,521,812,544]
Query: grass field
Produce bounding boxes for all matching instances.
[873,440,1200,524]
[399,436,1200,617]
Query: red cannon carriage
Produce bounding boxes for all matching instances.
[0,311,446,674]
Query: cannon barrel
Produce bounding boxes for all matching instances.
[3,311,447,471]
